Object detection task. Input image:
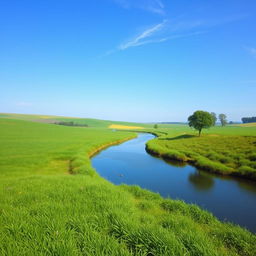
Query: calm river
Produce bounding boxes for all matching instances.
[92,133,256,233]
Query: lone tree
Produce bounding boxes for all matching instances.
[219,114,227,127]
[210,112,217,126]
[154,124,158,129]
[188,110,213,137]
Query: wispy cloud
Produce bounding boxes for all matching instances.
[101,19,205,56]
[103,11,248,56]
[120,31,205,50]
[113,0,165,15]
[119,20,167,50]
[117,18,207,51]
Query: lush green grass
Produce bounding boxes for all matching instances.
[1,118,256,255]
[0,118,136,178]
[146,125,256,180]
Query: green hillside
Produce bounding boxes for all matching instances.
[0,113,152,128]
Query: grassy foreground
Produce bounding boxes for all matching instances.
[146,125,256,181]
[0,118,256,255]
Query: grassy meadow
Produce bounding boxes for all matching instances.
[146,125,256,180]
[0,113,152,128]
[0,116,256,255]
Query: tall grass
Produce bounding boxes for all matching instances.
[146,130,256,180]
[0,118,256,255]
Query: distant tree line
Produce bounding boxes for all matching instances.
[210,112,227,126]
[55,121,88,127]
[241,117,256,123]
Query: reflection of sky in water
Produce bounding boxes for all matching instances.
[92,134,256,233]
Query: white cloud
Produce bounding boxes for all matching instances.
[104,11,247,55]
[119,20,167,50]
[101,19,205,56]
[109,1,249,54]
[116,18,206,51]
[119,29,205,50]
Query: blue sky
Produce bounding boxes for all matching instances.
[0,0,255,122]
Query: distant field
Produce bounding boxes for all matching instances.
[152,123,256,136]
[1,117,255,255]
[109,124,144,130]
[0,113,152,128]
[235,123,256,127]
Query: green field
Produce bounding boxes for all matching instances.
[146,125,256,180]
[1,116,256,255]
[0,113,153,128]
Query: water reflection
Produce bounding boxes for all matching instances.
[237,181,256,195]
[164,159,187,167]
[189,171,214,191]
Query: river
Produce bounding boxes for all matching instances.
[92,133,256,233]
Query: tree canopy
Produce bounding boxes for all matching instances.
[188,111,213,136]
[242,117,256,123]
[210,112,217,126]
[219,114,227,127]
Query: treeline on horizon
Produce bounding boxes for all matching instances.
[54,121,88,127]
[241,117,256,123]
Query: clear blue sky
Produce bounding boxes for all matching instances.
[1,0,255,122]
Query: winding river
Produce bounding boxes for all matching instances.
[92,133,256,233]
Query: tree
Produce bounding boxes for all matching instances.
[154,124,158,129]
[219,114,227,127]
[241,117,256,123]
[210,112,217,126]
[188,110,213,137]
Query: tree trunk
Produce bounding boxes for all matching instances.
[199,129,201,137]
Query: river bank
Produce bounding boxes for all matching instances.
[92,133,256,233]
